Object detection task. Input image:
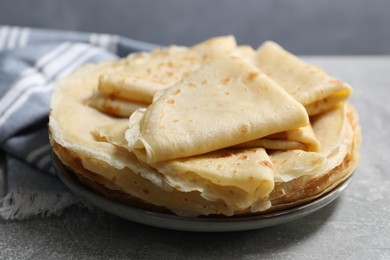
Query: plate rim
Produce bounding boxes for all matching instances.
[54,154,352,232]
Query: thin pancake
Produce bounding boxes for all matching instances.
[126,56,310,163]
[254,41,352,115]
[98,36,237,104]
[91,40,320,152]
[94,121,274,211]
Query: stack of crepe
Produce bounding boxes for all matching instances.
[49,36,361,217]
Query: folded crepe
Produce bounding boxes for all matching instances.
[92,40,324,152]
[94,120,274,211]
[97,35,237,104]
[253,41,352,116]
[126,55,310,163]
[93,41,254,118]
[49,37,361,218]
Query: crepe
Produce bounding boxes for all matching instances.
[91,93,320,152]
[49,37,361,218]
[93,104,356,212]
[253,41,352,115]
[91,40,323,153]
[91,40,253,117]
[126,55,310,163]
[94,120,274,211]
[97,36,237,104]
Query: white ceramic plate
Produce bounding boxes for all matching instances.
[54,155,352,232]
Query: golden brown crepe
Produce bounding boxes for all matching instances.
[90,37,244,116]
[94,120,274,211]
[91,39,322,152]
[49,36,361,217]
[97,36,237,104]
[126,55,310,163]
[253,41,352,116]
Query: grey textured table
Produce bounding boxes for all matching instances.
[1,57,390,259]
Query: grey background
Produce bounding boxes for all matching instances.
[1,0,390,54]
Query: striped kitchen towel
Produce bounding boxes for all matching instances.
[0,25,156,220]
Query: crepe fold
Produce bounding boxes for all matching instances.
[126,56,310,163]
[92,40,253,118]
[97,36,237,104]
[49,36,360,217]
[253,41,352,116]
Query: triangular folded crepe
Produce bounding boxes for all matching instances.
[94,120,274,211]
[151,148,274,210]
[98,36,237,104]
[91,38,322,152]
[92,97,320,152]
[253,41,352,115]
[126,56,310,163]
